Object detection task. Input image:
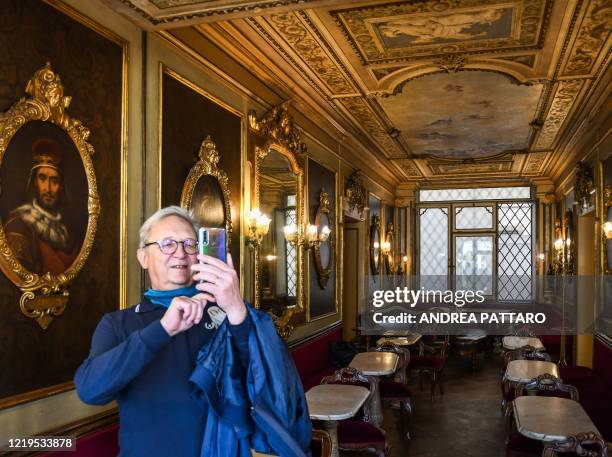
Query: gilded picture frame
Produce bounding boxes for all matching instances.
[0,63,99,329]
[179,135,232,251]
[313,189,334,289]
[370,214,381,275]
[384,221,397,274]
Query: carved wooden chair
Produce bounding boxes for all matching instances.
[409,334,449,400]
[542,432,611,457]
[374,342,413,439]
[320,367,388,457]
[310,429,332,457]
[505,373,579,420]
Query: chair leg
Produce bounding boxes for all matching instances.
[430,371,436,400]
[438,369,444,396]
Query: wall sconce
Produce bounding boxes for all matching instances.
[603,221,612,239]
[552,237,565,274]
[283,223,331,250]
[246,208,271,248]
[380,240,391,256]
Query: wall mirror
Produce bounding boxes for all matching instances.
[370,214,381,275]
[603,184,612,274]
[314,190,334,288]
[180,135,232,251]
[254,143,304,336]
[384,221,397,274]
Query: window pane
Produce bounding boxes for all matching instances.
[498,203,533,301]
[285,208,297,297]
[420,187,531,202]
[419,207,448,290]
[455,236,493,294]
[455,206,493,230]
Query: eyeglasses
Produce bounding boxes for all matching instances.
[143,238,198,255]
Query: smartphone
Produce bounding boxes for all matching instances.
[198,227,227,263]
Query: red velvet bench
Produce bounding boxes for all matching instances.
[289,325,343,391]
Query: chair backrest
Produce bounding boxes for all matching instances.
[504,345,551,364]
[321,367,374,392]
[542,432,610,457]
[375,342,410,370]
[513,327,536,337]
[419,334,450,358]
[311,429,332,457]
[514,373,579,401]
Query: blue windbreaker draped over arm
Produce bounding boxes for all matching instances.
[189,306,312,457]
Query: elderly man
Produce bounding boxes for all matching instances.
[75,206,310,457]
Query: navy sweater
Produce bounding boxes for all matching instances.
[74,298,251,457]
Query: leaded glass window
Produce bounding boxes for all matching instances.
[497,203,533,301]
[420,187,530,202]
[285,198,297,297]
[455,206,493,230]
[419,207,448,291]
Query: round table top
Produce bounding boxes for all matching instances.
[503,336,545,350]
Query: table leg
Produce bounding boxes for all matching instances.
[364,376,384,427]
[323,420,339,457]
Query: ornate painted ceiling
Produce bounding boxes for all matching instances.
[106,0,611,184]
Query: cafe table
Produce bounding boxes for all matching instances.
[376,333,422,348]
[504,360,559,384]
[503,336,545,351]
[349,351,398,426]
[306,384,370,457]
[513,396,601,442]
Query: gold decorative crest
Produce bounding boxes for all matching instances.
[0,63,100,329]
[248,102,307,156]
[179,135,232,248]
[345,170,367,217]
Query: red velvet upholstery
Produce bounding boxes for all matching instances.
[410,355,444,369]
[379,380,413,399]
[337,419,385,446]
[289,326,343,391]
[559,365,598,384]
[38,424,119,457]
[594,337,612,391]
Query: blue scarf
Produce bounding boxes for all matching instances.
[144,285,199,308]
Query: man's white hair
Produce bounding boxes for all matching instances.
[138,205,198,247]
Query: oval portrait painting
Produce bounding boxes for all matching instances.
[0,120,88,276]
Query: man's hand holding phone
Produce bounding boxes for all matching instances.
[191,228,246,325]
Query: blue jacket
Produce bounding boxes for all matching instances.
[74,298,251,457]
[189,306,312,457]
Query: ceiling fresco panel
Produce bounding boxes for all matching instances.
[331,0,551,64]
[378,71,543,159]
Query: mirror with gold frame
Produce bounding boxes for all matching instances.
[314,189,334,289]
[370,214,381,275]
[254,142,304,336]
[603,184,612,275]
[179,135,232,253]
[384,221,397,274]
[564,209,575,275]
[0,63,99,329]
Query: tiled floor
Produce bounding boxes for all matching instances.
[345,352,508,457]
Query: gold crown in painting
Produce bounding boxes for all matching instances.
[31,138,63,172]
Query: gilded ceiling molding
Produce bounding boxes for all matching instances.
[111,0,321,26]
[265,12,356,95]
[428,161,513,175]
[521,151,549,175]
[392,159,422,177]
[374,61,535,96]
[533,80,585,150]
[248,102,307,155]
[561,0,611,76]
[337,96,406,158]
[331,0,553,65]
